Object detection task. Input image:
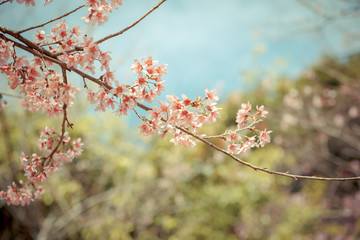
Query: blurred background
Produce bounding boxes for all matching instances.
[0,0,360,239]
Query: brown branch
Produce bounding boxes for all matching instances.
[0,25,55,59]
[176,126,360,181]
[17,5,86,34]
[203,120,260,139]
[0,0,10,6]
[52,0,168,57]
[0,34,112,91]
[62,67,68,84]
[95,0,168,44]
[0,33,70,71]
[52,46,84,57]
[42,66,69,166]
[136,102,151,111]
[1,33,140,103]
[43,105,67,167]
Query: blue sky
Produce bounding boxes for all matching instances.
[1,0,358,100]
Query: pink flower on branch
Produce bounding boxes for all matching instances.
[1,0,359,207]
[0,126,83,206]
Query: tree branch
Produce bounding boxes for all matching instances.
[95,0,168,44]
[0,0,10,6]
[176,126,360,181]
[0,33,113,90]
[203,120,260,139]
[0,25,55,59]
[43,103,68,167]
[17,4,86,34]
[52,0,168,57]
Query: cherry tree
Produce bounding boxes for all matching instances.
[0,0,359,206]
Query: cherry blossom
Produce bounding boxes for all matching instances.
[81,0,123,26]
[0,0,276,206]
[0,126,83,206]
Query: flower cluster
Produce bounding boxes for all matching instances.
[0,181,42,206]
[0,0,274,206]
[85,55,167,114]
[0,39,13,66]
[0,51,79,116]
[82,0,123,26]
[226,103,270,154]
[0,127,83,206]
[33,20,112,76]
[139,89,221,147]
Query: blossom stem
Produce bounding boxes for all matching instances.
[176,126,360,181]
[17,5,86,34]
[43,103,68,167]
[203,120,260,139]
[53,0,168,57]
[95,0,168,44]
[0,0,10,6]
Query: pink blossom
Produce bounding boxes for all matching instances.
[33,30,45,44]
[131,59,143,75]
[0,182,33,206]
[82,5,110,26]
[258,129,272,147]
[0,40,14,65]
[228,143,240,154]
[227,130,241,142]
[14,55,29,69]
[205,88,219,102]
[139,123,154,136]
[236,103,252,128]
[110,0,123,9]
[256,105,268,117]
[110,81,128,98]
[70,26,81,37]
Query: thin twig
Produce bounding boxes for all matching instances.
[0,0,10,6]
[17,5,86,34]
[95,0,168,44]
[1,25,55,59]
[0,34,112,90]
[203,120,260,139]
[52,0,168,57]
[44,104,67,167]
[176,126,360,181]
[44,62,69,166]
